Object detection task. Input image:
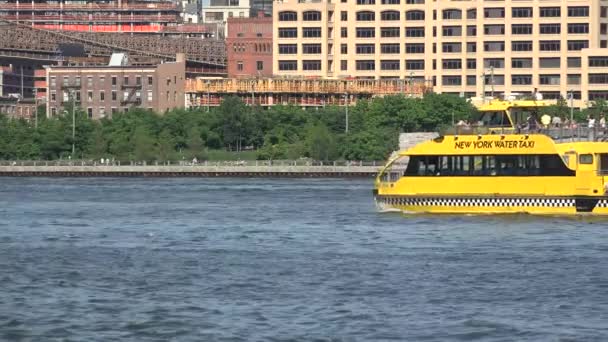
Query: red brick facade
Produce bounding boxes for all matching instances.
[226,14,272,78]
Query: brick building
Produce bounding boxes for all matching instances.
[45,54,186,119]
[226,13,272,78]
[0,97,38,120]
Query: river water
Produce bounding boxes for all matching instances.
[1,178,608,341]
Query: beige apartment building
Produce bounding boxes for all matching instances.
[273,0,608,107]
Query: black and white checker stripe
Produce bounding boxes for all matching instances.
[596,199,608,208]
[377,196,575,207]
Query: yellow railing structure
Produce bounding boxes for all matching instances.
[185,78,430,96]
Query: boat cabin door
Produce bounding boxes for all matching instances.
[575,153,602,195]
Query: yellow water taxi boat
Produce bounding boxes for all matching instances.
[374,100,608,215]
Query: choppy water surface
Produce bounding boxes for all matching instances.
[1,178,608,341]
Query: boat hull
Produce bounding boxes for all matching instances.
[374,195,608,215]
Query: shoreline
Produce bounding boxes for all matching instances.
[0,165,379,178]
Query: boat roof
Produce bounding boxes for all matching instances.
[477,99,552,112]
[400,134,608,156]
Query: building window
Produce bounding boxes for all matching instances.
[341,60,348,71]
[512,58,532,68]
[539,40,560,51]
[356,44,375,54]
[302,60,321,71]
[356,27,375,38]
[302,27,322,38]
[382,0,399,3]
[539,58,560,68]
[512,75,532,85]
[466,75,476,86]
[278,60,297,71]
[278,28,297,38]
[303,11,321,21]
[147,90,153,102]
[356,11,375,21]
[466,25,476,36]
[539,74,560,85]
[512,7,532,18]
[484,58,504,69]
[148,76,153,85]
[341,44,348,54]
[467,9,476,19]
[589,57,608,67]
[381,27,400,37]
[50,77,56,87]
[75,77,81,86]
[568,23,589,34]
[484,41,505,52]
[87,76,93,87]
[443,26,462,37]
[540,7,560,17]
[567,74,581,85]
[540,24,560,35]
[466,42,476,52]
[568,57,581,68]
[51,107,57,116]
[237,62,244,71]
[100,91,105,101]
[99,108,105,118]
[567,40,588,51]
[442,43,461,53]
[442,76,462,86]
[302,44,321,54]
[112,91,117,101]
[405,59,424,70]
[484,74,504,86]
[568,6,589,17]
[381,43,400,54]
[87,91,93,102]
[87,108,93,118]
[484,25,504,35]
[136,76,142,85]
[442,59,462,69]
[63,76,69,86]
[279,44,297,54]
[381,10,399,21]
[511,41,532,52]
[443,9,462,20]
[341,28,347,38]
[405,27,424,37]
[123,76,129,85]
[380,60,400,70]
[512,24,532,35]
[355,60,375,70]
[341,11,347,21]
[278,11,297,21]
[602,40,608,48]
[357,0,375,4]
[405,43,424,54]
[484,8,505,18]
[50,91,56,101]
[405,0,423,3]
[405,10,424,21]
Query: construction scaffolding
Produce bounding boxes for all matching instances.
[185,78,432,108]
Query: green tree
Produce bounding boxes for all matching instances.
[133,126,156,162]
[186,126,207,160]
[306,123,337,161]
[156,129,175,162]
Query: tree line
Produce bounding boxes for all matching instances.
[0,94,478,162]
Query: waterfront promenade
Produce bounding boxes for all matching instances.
[0,160,381,177]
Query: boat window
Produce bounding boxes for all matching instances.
[404,154,574,176]
[510,108,539,127]
[599,154,608,173]
[471,111,511,127]
[579,154,593,164]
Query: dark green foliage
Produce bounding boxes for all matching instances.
[0,94,478,161]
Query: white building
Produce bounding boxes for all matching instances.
[201,0,250,37]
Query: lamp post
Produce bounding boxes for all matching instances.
[569,89,574,123]
[251,81,255,106]
[409,71,414,97]
[206,79,210,112]
[344,93,349,134]
[71,89,75,156]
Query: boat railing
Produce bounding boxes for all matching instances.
[442,124,608,142]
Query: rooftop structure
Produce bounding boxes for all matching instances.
[273,0,608,108]
[226,14,272,78]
